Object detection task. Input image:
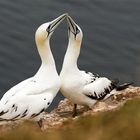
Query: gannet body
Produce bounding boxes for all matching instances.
[60,16,131,116]
[0,14,67,123]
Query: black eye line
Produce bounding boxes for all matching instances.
[68,18,75,33]
[46,29,55,38]
[68,28,76,39]
[46,24,51,32]
[47,16,64,33]
[46,17,64,38]
[69,27,80,39]
[68,18,80,39]
[76,26,80,34]
[68,20,76,38]
[51,17,63,30]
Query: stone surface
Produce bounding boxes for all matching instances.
[41,86,140,131]
[0,86,140,132]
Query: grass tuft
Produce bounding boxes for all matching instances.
[1,99,140,140]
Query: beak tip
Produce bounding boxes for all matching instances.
[61,13,69,18]
[67,16,76,25]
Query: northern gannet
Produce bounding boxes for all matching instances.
[60,16,132,117]
[0,14,67,126]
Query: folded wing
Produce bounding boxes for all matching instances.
[83,77,116,100]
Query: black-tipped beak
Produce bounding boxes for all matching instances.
[47,13,68,33]
[67,16,80,35]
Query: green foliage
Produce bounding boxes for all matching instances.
[1,99,140,140]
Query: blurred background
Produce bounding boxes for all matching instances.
[0,0,140,110]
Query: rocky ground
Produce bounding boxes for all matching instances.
[41,86,140,131]
[0,86,140,134]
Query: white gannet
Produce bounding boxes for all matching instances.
[0,14,67,126]
[60,16,132,117]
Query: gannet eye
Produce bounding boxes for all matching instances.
[76,26,80,34]
[46,25,51,32]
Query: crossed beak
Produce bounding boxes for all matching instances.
[67,16,80,35]
[47,13,68,33]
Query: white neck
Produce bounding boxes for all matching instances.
[61,38,81,72]
[35,39,57,76]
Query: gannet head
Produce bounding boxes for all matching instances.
[35,13,68,46]
[67,16,83,44]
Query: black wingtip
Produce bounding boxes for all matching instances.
[116,82,133,91]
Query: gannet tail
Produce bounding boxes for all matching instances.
[116,82,133,91]
[103,80,133,100]
[111,78,133,91]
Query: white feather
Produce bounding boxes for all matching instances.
[60,16,116,108]
[83,77,111,98]
[0,14,68,121]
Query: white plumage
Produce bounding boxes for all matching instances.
[0,14,67,121]
[60,16,131,116]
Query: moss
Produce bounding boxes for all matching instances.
[1,99,140,140]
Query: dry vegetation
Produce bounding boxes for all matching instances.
[0,86,140,140]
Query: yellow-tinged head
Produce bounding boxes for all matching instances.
[35,13,68,47]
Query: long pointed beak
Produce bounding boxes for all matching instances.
[67,16,79,35]
[48,13,68,32]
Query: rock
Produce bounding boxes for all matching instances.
[41,86,140,131]
[0,86,140,132]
